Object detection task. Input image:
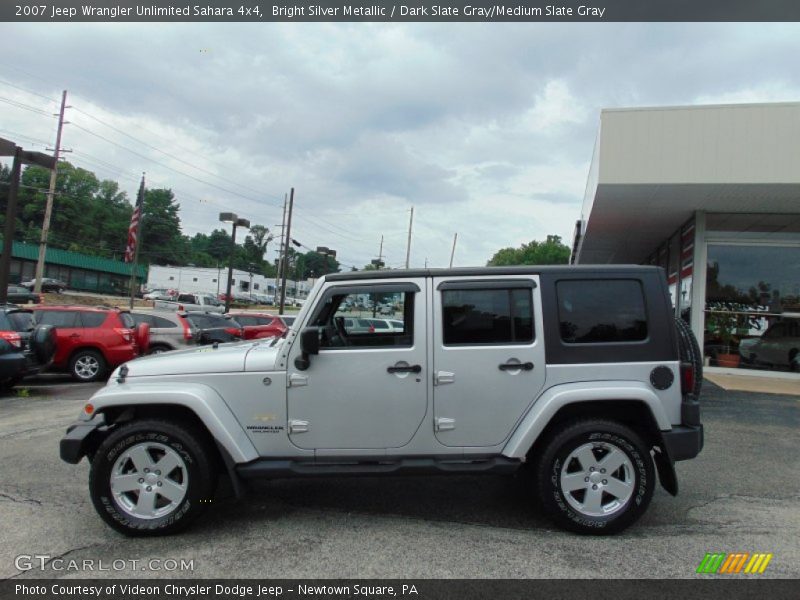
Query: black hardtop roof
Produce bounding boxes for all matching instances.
[324,264,663,282]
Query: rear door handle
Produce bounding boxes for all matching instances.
[387,364,422,374]
[499,362,534,371]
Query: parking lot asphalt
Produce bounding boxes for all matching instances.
[0,378,798,580]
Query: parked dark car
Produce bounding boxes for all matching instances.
[6,286,43,305]
[183,312,244,345]
[20,278,67,293]
[0,306,57,389]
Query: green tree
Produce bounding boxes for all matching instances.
[487,235,570,266]
[140,188,187,265]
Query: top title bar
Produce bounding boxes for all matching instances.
[5,0,800,22]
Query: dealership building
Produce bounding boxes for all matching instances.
[146,264,313,301]
[572,102,800,375]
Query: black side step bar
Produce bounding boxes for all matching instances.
[236,456,522,480]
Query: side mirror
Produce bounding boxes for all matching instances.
[295,327,320,370]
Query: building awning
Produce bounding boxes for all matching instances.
[1,238,147,278]
[575,102,800,264]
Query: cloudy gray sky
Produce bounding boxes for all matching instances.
[2,23,799,269]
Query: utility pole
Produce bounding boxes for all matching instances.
[275,193,287,305]
[34,90,69,295]
[378,234,383,268]
[404,206,414,269]
[449,232,458,268]
[278,188,294,315]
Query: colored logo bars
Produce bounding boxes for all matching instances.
[696,552,773,574]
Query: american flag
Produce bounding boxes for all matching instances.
[124,175,145,263]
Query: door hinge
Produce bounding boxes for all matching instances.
[434,371,455,386]
[289,419,309,434]
[288,373,308,387]
[435,417,455,432]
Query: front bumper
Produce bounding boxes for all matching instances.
[661,424,704,462]
[59,414,108,464]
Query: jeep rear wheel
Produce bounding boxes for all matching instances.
[89,419,218,536]
[534,419,654,535]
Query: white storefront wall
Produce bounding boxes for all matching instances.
[146,265,312,298]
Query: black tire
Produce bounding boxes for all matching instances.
[675,317,703,397]
[533,419,655,535]
[68,349,107,382]
[89,419,218,536]
[147,344,173,355]
[0,376,22,391]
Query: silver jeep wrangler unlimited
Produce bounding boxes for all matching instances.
[61,266,703,536]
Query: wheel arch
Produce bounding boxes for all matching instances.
[68,345,106,363]
[87,383,259,466]
[503,382,678,496]
[504,381,671,458]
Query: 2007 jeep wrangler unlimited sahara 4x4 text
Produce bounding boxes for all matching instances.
[60,266,703,536]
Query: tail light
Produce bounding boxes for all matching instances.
[369,325,375,333]
[177,304,185,311]
[181,318,193,341]
[114,328,133,343]
[225,327,243,338]
[0,332,22,348]
[38,294,45,304]
[680,362,695,396]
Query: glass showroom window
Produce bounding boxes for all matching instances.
[705,244,800,372]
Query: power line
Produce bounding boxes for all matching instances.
[71,106,285,203]
[0,78,59,104]
[0,95,55,118]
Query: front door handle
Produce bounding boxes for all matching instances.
[387,364,422,374]
[499,361,534,371]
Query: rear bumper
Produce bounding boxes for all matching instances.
[0,353,27,379]
[59,414,107,464]
[661,424,704,462]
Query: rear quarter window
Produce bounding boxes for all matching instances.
[234,315,258,326]
[150,315,177,329]
[82,312,110,328]
[8,311,33,332]
[556,279,647,343]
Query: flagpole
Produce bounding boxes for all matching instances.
[128,174,145,310]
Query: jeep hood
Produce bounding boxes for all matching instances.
[114,340,284,378]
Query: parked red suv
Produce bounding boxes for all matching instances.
[227,312,287,340]
[32,306,149,382]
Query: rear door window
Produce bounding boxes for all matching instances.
[35,310,80,328]
[442,287,534,345]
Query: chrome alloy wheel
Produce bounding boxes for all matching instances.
[110,442,188,519]
[559,441,635,518]
[74,355,100,379]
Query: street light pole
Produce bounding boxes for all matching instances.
[220,212,250,313]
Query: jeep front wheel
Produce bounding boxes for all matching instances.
[89,419,218,536]
[534,419,654,535]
